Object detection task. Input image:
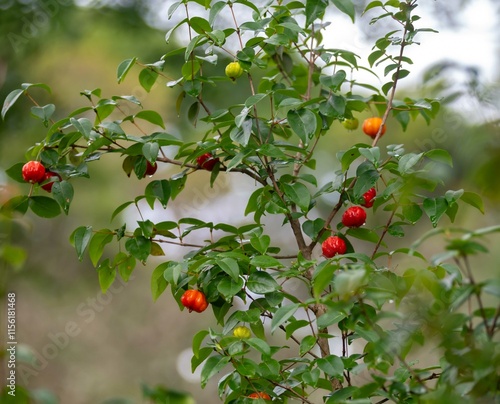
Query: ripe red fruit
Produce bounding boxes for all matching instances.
[145,161,158,176]
[41,171,62,192]
[342,206,367,228]
[248,392,271,400]
[196,153,219,171]
[180,290,208,313]
[322,236,347,258]
[22,161,46,183]
[362,117,386,139]
[361,188,376,208]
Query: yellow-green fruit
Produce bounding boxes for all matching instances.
[225,61,244,80]
[341,117,359,130]
[233,325,251,339]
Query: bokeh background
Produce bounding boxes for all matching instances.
[0,0,499,403]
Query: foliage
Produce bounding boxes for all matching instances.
[2,0,499,403]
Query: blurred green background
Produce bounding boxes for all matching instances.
[0,1,499,403]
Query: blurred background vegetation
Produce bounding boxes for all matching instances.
[0,0,499,403]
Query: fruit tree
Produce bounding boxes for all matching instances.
[2,0,499,402]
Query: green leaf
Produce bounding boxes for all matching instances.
[257,144,288,159]
[139,68,159,92]
[282,182,311,212]
[111,201,134,222]
[287,108,318,143]
[334,269,367,298]
[5,163,25,183]
[192,329,209,359]
[402,203,423,224]
[299,335,317,356]
[170,174,187,200]
[230,126,251,148]
[394,110,410,131]
[135,110,165,129]
[246,271,280,294]
[209,1,226,25]
[52,181,74,215]
[398,152,423,174]
[217,277,244,298]
[368,49,385,67]
[189,16,212,34]
[319,70,346,92]
[245,338,272,357]
[70,117,93,139]
[303,218,325,240]
[325,386,359,403]
[117,57,138,83]
[192,347,212,374]
[142,142,160,163]
[271,303,300,333]
[219,258,240,282]
[187,101,200,125]
[1,195,29,217]
[317,310,347,329]
[21,82,52,93]
[201,356,230,388]
[145,180,171,209]
[97,259,116,293]
[423,197,448,227]
[125,236,151,262]
[346,228,380,243]
[305,0,328,26]
[151,262,169,301]
[88,229,114,267]
[250,235,270,254]
[340,146,361,172]
[116,253,136,282]
[250,255,283,269]
[28,196,61,218]
[313,262,336,299]
[424,149,453,167]
[317,356,344,380]
[460,191,484,214]
[245,93,268,108]
[2,89,24,120]
[364,0,383,13]
[332,0,356,22]
[30,104,55,126]
[70,226,93,261]
[353,166,380,199]
[483,279,500,297]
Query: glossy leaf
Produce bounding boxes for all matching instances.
[70,226,93,261]
[2,88,24,120]
[28,196,61,218]
[271,303,300,333]
[246,272,280,294]
[97,259,116,293]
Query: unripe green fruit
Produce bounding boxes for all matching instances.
[225,61,244,80]
[233,325,251,339]
[342,117,359,130]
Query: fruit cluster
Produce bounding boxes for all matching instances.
[22,161,61,192]
[342,116,387,140]
[321,188,376,258]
